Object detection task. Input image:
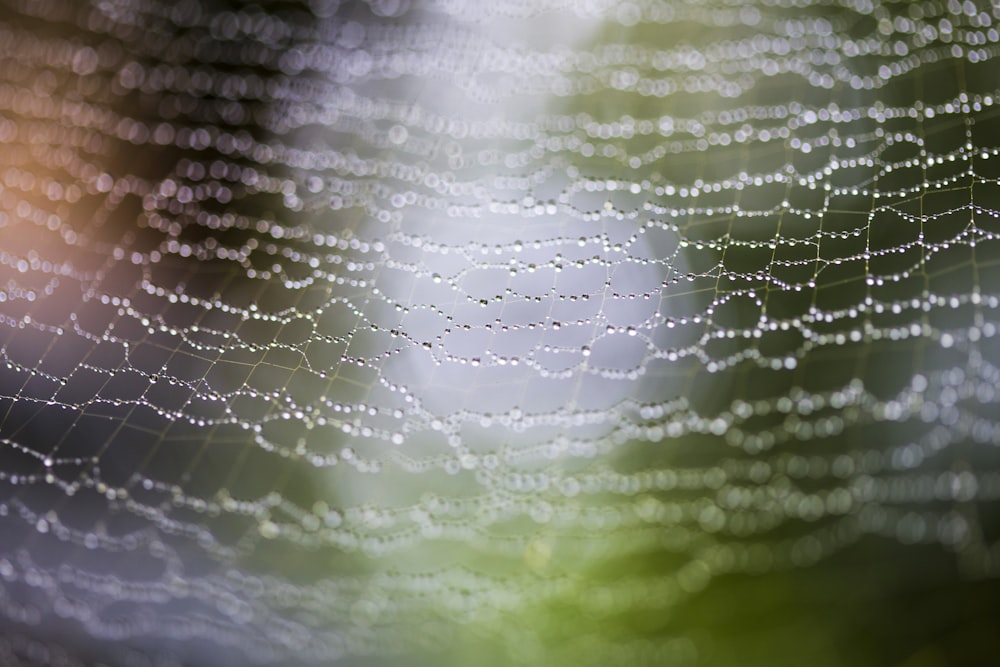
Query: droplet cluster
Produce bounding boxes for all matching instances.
[1,0,1000,665]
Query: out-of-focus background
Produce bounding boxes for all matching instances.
[1,0,1000,665]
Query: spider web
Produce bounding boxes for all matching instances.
[1,0,1000,665]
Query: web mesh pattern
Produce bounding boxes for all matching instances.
[2,0,1000,665]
